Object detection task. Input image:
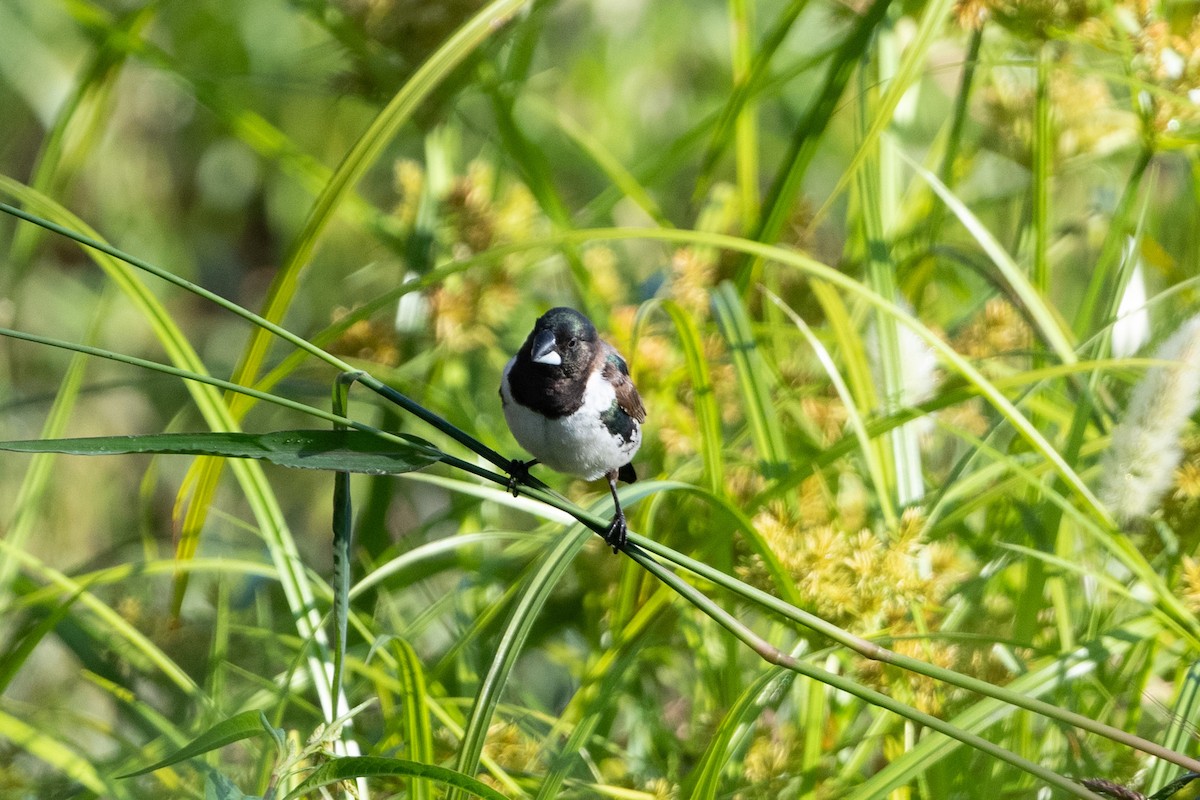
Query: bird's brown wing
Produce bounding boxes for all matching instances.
[602,348,646,423]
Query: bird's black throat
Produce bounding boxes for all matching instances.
[507,357,588,419]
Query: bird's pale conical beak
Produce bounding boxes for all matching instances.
[531,330,561,365]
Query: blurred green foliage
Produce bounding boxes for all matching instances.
[2,0,1200,797]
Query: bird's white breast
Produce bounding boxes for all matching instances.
[501,358,641,481]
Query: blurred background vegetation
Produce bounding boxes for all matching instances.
[2,0,1200,797]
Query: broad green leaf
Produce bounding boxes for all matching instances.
[284,757,510,800]
[0,430,442,474]
[118,710,266,778]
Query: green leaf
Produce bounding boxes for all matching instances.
[0,430,443,474]
[118,710,267,778]
[284,757,511,800]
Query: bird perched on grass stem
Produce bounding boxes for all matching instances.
[500,307,645,552]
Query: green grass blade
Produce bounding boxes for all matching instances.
[810,0,956,226]
[1148,661,1200,791]
[451,526,592,797]
[0,287,111,600]
[765,289,897,525]
[390,639,434,800]
[728,0,760,228]
[641,299,725,493]
[899,152,1078,366]
[843,620,1154,799]
[0,586,87,694]
[286,757,511,800]
[693,0,807,206]
[118,710,267,778]
[173,0,527,635]
[735,0,892,290]
[0,706,113,796]
[1032,43,1053,297]
[712,281,789,477]
[687,666,791,798]
[526,97,671,227]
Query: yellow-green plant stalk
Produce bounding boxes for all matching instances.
[1100,314,1200,522]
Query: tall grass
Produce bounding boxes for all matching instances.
[1,0,1199,798]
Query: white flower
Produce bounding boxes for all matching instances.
[1111,238,1150,359]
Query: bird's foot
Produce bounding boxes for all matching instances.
[603,511,628,554]
[506,459,538,497]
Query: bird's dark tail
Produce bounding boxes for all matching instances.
[617,462,637,484]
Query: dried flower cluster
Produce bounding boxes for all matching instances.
[328,311,401,367]
[952,298,1032,366]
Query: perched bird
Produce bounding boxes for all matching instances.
[500,307,646,552]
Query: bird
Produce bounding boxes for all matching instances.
[500,307,645,552]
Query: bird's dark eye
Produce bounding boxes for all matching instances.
[568,338,578,349]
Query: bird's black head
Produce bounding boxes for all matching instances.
[523,307,599,377]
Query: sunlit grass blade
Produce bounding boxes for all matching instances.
[810,0,957,227]
[853,53,925,510]
[451,526,592,798]
[0,706,115,797]
[694,0,806,207]
[712,281,789,477]
[176,0,528,633]
[1032,44,1053,297]
[898,152,1078,365]
[766,289,898,525]
[735,0,891,290]
[388,639,434,800]
[526,97,670,227]
[639,299,724,493]
[1074,148,1155,340]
